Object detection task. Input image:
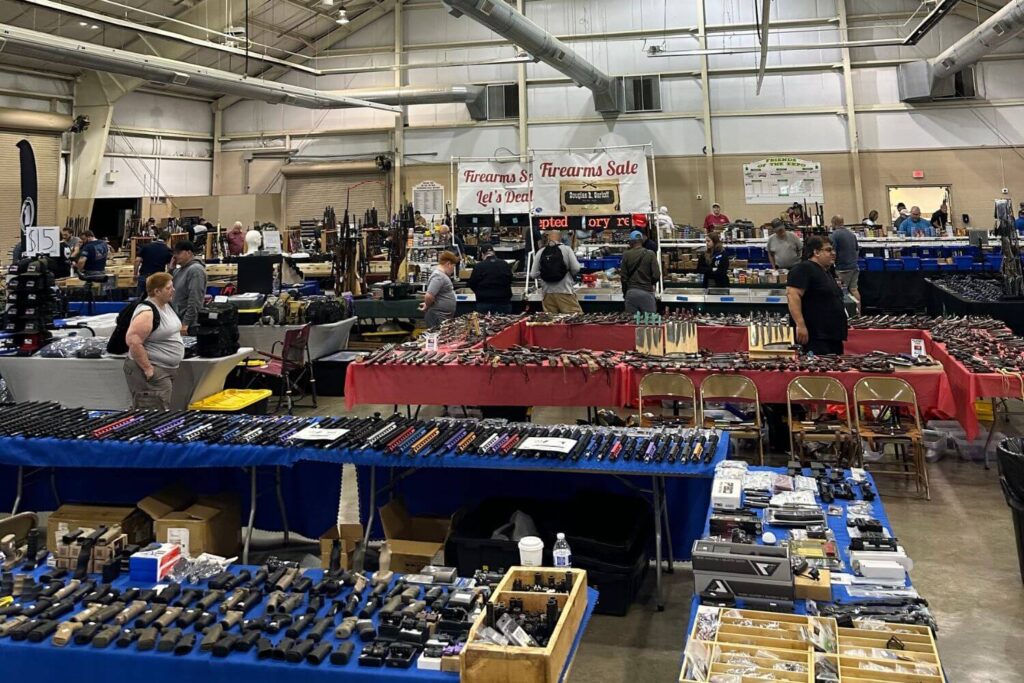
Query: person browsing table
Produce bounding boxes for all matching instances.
[767,219,802,270]
[829,215,860,313]
[134,230,173,299]
[171,240,207,335]
[467,243,513,314]
[787,235,848,355]
[620,230,660,314]
[421,250,459,329]
[123,273,184,410]
[530,230,582,314]
[899,206,935,237]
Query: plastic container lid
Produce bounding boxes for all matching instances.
[518,536,543,550]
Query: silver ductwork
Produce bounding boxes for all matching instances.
[0,23,398,112]
[441,0,620,113]
[899,0,1024,102]
[341,85,487,120]
[0,106,72,133]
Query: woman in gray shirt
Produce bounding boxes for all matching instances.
[420,251,459,330]
[123,272,185,410]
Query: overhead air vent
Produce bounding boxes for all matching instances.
[481,1,495,15]
[170,72,189,85]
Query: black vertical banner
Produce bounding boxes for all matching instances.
[17,139,38,249]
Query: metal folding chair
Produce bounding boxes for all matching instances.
[638,373,700,427]
[853,377,930,500]
[700,374,764,465]
[786,376,856,466]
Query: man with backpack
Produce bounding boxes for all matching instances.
[620,230,660,314]
[529,230,582,314]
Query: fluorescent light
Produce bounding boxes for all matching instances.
[78,21,88,26]
[90,24,99,29]
[336,9,349,24]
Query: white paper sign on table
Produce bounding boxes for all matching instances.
[290,426,350,441]
[516,437,578,454]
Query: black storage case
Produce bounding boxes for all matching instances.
[445,491,651,616]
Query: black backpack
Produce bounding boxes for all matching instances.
[538,245,569,284]
[106,300,160,354]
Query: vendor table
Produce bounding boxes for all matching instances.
[0,348,252,410]
[238,317,357,359]
[683,468,933,678]
[926,278,1024,336]
[0,563,598,683]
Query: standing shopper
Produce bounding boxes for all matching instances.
[766,219,802,270]
[703,203,730,232]
[787,236,848,355]
[171,240,208,335]
[621,230,660,314]
[421,250,459,329]
[530,230,582,314]
[134,231,173,299]
[124,273,184,410]
[467,243,514,314]
[697,232,730,288]
[829,215,861,313]
[226,222,246,256]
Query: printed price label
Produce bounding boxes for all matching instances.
[167,528,190,553]
[516,437,578,454]
[290,426,350,441]
[910,338,925,358]
[26,226,61,256]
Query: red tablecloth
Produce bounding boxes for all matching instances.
[344,361,622,408]
[844,329,924,355]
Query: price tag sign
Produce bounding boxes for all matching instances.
[26,226,61,256]
[290,426,349,441]
[263,230,282,254]
[516,437,578,454]
[910,339,925,358]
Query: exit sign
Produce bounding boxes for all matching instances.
[912,170,925,179]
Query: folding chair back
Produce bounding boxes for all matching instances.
[638,373,699,427]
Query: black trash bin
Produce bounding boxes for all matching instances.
[997,437,1024,584]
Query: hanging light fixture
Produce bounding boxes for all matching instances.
[336,9,349,24]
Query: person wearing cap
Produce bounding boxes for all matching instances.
[467,243,514,314]
[766,219,802,270]
[621,230,661,314]
[703,203,730,231]
[171,239,208,335]
[529,230,582,314]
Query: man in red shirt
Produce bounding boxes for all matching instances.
[225,222,246,256]
[703,203,730,231]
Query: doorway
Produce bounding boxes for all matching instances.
[887,186,951,231]
[89,197,141,250]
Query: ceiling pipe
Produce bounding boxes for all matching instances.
[899,0,1024,101]
[339,85,487,119]
[0,23,398,112]
[0,106,72,133]
[441,0,621,113]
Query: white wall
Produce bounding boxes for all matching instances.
[99,91,214,198]
[213,0,1024,162]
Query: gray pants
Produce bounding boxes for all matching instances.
[123,358,178,410]
[425,306,455,330]
[624,289,657,314]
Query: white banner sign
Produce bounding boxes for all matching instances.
[531,149,651,215]
[743,156,823,204]
[456,161,532,213]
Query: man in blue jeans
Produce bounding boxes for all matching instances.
[467,243,514,314]
[134,231,173,299]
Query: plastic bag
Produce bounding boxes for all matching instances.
[36,336,101,358]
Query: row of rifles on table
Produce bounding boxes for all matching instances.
[0,402,719,464]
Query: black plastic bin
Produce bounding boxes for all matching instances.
[997,437,1024,584]
[445,491,652,615]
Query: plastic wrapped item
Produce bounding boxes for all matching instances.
[814,654,839,682]
[36,336,97,358]
[708,675,741,683]
[770,490,817,507]
[169,553,233,583]
[0,378,11,403]
[694,606,721,641]
[794,475,818,491]
[857,660,940,675]
[743,471,774,492]
[771,473,795,492]
[841,647,913,662]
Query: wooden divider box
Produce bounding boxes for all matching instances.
[461,567,588,683]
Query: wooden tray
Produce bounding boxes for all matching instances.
[461,567,588,683]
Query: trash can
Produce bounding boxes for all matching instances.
[997,436,1024,584]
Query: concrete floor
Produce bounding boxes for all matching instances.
[291,397,1024,682]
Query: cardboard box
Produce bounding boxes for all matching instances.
[379,499,451,574]
[137,484,196,522]
[153,494,241,558]
[794,569,832,601]
[47,504,152,551]
[318,523,364,570]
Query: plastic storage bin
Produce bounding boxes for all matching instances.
[865,257,885,272]
[902,257,921,271]
[987,255,1004,271]
[920,258,939,271]
[885,259,904,271]
[188,389,273,414]
[954,255,974,270]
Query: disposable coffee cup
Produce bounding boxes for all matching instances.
[518,536,544,567]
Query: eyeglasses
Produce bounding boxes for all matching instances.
[819,246,834,253]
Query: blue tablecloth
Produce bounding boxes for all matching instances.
[0,565,597,683]
[0,433,725,555]
[685,467,910,633]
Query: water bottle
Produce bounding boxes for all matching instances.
[552,533,572,568]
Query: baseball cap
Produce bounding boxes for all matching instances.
[629,230,644,241]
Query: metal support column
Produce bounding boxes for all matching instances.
[243,467,257,565]
[516,0,529,159]
[838,0,866,219]
[697,0,717,207]
[392,1,405,206]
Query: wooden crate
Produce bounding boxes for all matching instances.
[205,263,238,277]
[461,567,588,683]
[681,608,943,683]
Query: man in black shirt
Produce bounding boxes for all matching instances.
[134,231,173,298]
[467,243,514,314]
[787,235,848,355]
